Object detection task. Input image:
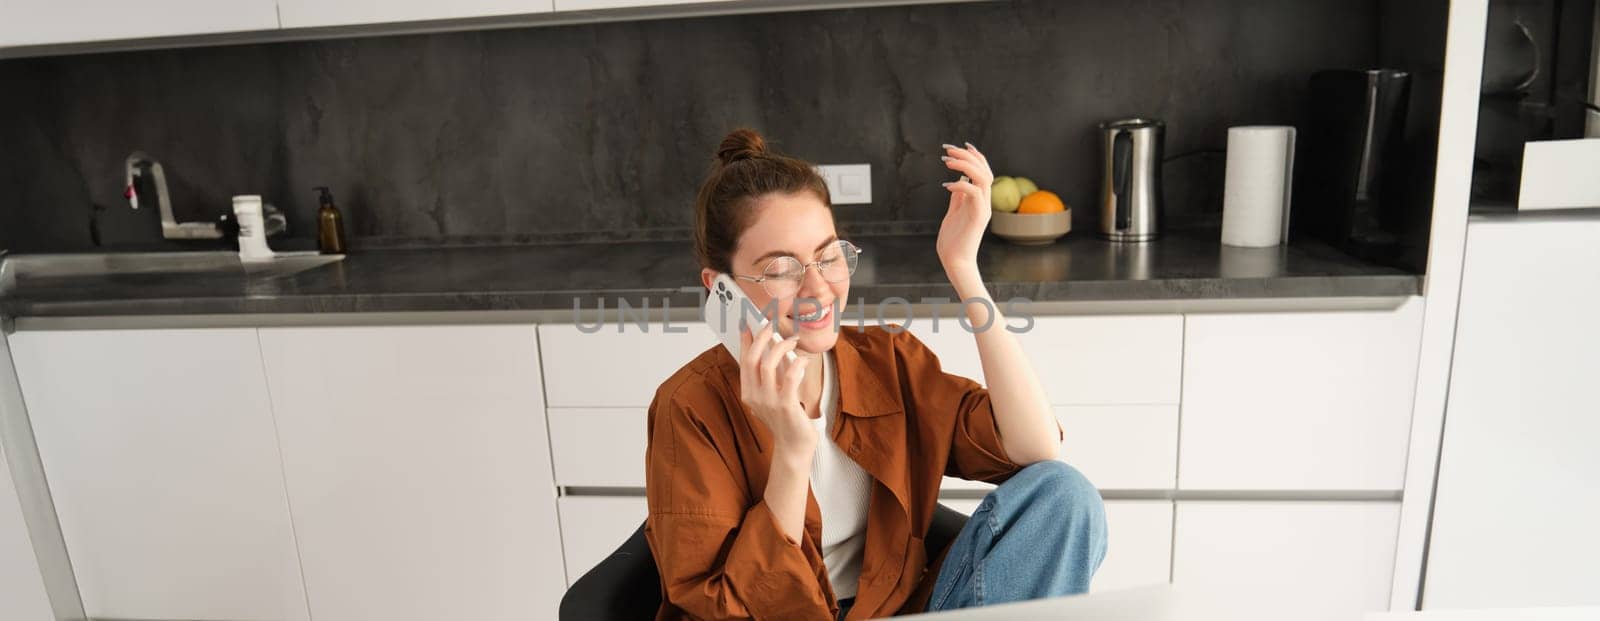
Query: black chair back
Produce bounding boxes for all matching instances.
[559,503,971,621]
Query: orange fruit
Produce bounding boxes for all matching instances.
[1017,190,1066,214]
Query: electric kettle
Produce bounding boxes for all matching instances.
[1098,118,1166,242]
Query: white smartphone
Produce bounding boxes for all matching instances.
[703,273,798,364]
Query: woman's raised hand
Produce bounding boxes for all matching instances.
[738,318,817,454]
[936,142,994,274]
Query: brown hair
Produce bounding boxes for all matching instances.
[692,128,832,275]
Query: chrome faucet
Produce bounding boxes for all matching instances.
[124,151,224,240]
[123,152,286,240]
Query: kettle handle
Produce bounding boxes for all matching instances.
[1112,131,1133,231]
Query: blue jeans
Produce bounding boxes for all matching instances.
[926,460,1109,611]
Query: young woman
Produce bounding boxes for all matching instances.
[644,128,1106,621]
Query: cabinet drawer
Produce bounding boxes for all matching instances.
[550,408,648,488]
[549,406,994,491]
[540,315,1179,409]
[907,315,1182,405]
[1060,405,1177,490]
[940,499,1173,593]
[555,405,1176,492]
[941,405,1177,492]
[558,496,649,587]
[1172,501,1400,621]
[1178,301,1423,491]
[2,0,279,47]
[539,324,717,408]
[566,499,1172,594]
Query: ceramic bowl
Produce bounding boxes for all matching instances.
[989,209,1071,245]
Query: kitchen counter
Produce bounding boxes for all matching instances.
[0,229,1420,318]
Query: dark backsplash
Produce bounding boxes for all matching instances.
[0,0,1394,253]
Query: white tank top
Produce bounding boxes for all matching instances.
[809,350,872,599]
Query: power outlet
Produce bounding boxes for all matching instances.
[816,164,871,205]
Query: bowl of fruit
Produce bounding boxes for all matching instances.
[989,176,1070,245]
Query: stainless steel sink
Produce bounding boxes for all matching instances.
[0,251,344,294]
[236,251,345,277]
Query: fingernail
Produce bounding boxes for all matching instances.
[940,155,952,162]
[964,141,976,149]
[941,143,958,151]
[941,182,953,187]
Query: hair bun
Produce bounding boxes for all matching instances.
[715,128,768,166]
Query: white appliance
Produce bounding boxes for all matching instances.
[1423,213,1600,609]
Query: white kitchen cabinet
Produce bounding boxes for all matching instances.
[1178,300,1423,491]
[259,325,566,621]
[1,445,53,621]
[545,315,1180,492]
[912,315,1183,494]
[278,0,552,29]
[0,330,55,621]
[8,329,308,621]
[550,407,647,487]
[906,314,1184,406]
[1172,501,1399,621]
[940,404,1177,492]
[941,498,1172,593]
[557,496,648,586]
[1422,216,1600,609]
[539,323,716,408]
[1057,405,1176,490]
[1093,500,1174,592]
[0,0,279,47]
[553,0,742,11]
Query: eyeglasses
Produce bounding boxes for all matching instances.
[733,240,862,299]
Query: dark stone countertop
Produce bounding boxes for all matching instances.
[0,229,1420,318]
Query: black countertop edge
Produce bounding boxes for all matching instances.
[0,229,1423,319]
[1468,204,1600,221]
[1,276,1421,318]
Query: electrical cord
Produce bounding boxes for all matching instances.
[1162,148,1226,163]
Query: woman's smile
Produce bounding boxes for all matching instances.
[791,303,833,330]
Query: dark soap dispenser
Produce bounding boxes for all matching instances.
[314,186,348,254]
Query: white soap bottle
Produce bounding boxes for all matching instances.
[232,195,275,261]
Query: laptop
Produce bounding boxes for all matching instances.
[893,584,1182,621]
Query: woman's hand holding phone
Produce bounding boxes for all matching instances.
[737,318,817,456]
[740,315,816,543]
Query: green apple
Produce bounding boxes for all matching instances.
[991,176,1023,212]
[1014,176,1039,197]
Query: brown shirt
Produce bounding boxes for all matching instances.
[644,324,1064,620]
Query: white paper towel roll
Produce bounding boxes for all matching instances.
[1222,126,1296,247]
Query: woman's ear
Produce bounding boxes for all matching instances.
[700,267,717,291]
